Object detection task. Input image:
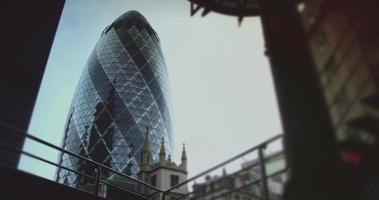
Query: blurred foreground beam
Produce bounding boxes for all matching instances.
[259,0,356,199]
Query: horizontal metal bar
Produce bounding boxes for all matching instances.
[208,167,288,200]
[174,157,266,200]
[165,134,283,193]
[3,136,158,199]
[174,190,192,200]
[146,189,162,197]
[175,151,284,200]
[0,121,163,192]
[0,141,94,180]
[100,180,152,199]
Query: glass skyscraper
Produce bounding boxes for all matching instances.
[57,11,173,188]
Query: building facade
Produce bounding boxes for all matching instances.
[137,130,188,199]
[192,172,242,200]
[57,11,173,188]
[191,152,287,200]
[101,129,188,199]
[0,0,65,168]
[297,0,379,160]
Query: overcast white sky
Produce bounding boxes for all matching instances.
[19,0,282,181]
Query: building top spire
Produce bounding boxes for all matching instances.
[159,138,166,165]
[142,126,151,153]
[181,143,187,161]
[140,126,152,171]
[159,138,166,156]
[222,167,227,176]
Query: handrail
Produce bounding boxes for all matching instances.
[207,167,288,200]
[0,121,163,193]
[173,151,285,200]
[0,141,94,180]
[0,120,286,200]
[163,134,283,194]
[101,180,151,199]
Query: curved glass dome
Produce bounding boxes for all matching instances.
[57,10,173,188]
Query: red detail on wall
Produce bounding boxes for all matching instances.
[239,172,250,182]
[343,151,362,165]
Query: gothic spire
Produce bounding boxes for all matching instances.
[140,126,151,171]
[180,143,187,171]
[159,138,166,156]
[142,126,151,153]
[159,138,166,164]
[181,143,187,161]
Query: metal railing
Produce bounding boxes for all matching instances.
[161,134,287,200]
[0,121,163,199]
[0,120,288,200]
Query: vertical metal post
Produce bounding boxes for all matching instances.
[258,0,342,199]
[161,191,167,200]
[258,146,269,200]
[94,167,101,196]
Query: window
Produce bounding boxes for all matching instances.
[151,175,156,187]
[271,174,283,183]
[334,88,349,116]
[323,57,338,83]
[170,175,179,187]
[315,30,328,52]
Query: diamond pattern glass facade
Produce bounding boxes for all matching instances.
[56,11,173,188]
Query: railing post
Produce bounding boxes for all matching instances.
[258,146,270,200]
[94,167,101,196]
[161,191,167,200]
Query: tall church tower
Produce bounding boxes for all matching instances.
[137,128,188,199]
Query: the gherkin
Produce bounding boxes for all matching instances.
[56,11,173,188]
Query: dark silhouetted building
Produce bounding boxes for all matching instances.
[297,0,379,157]
[0,0,65,168]
[56,11,173,188]
[297,1,379,196]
